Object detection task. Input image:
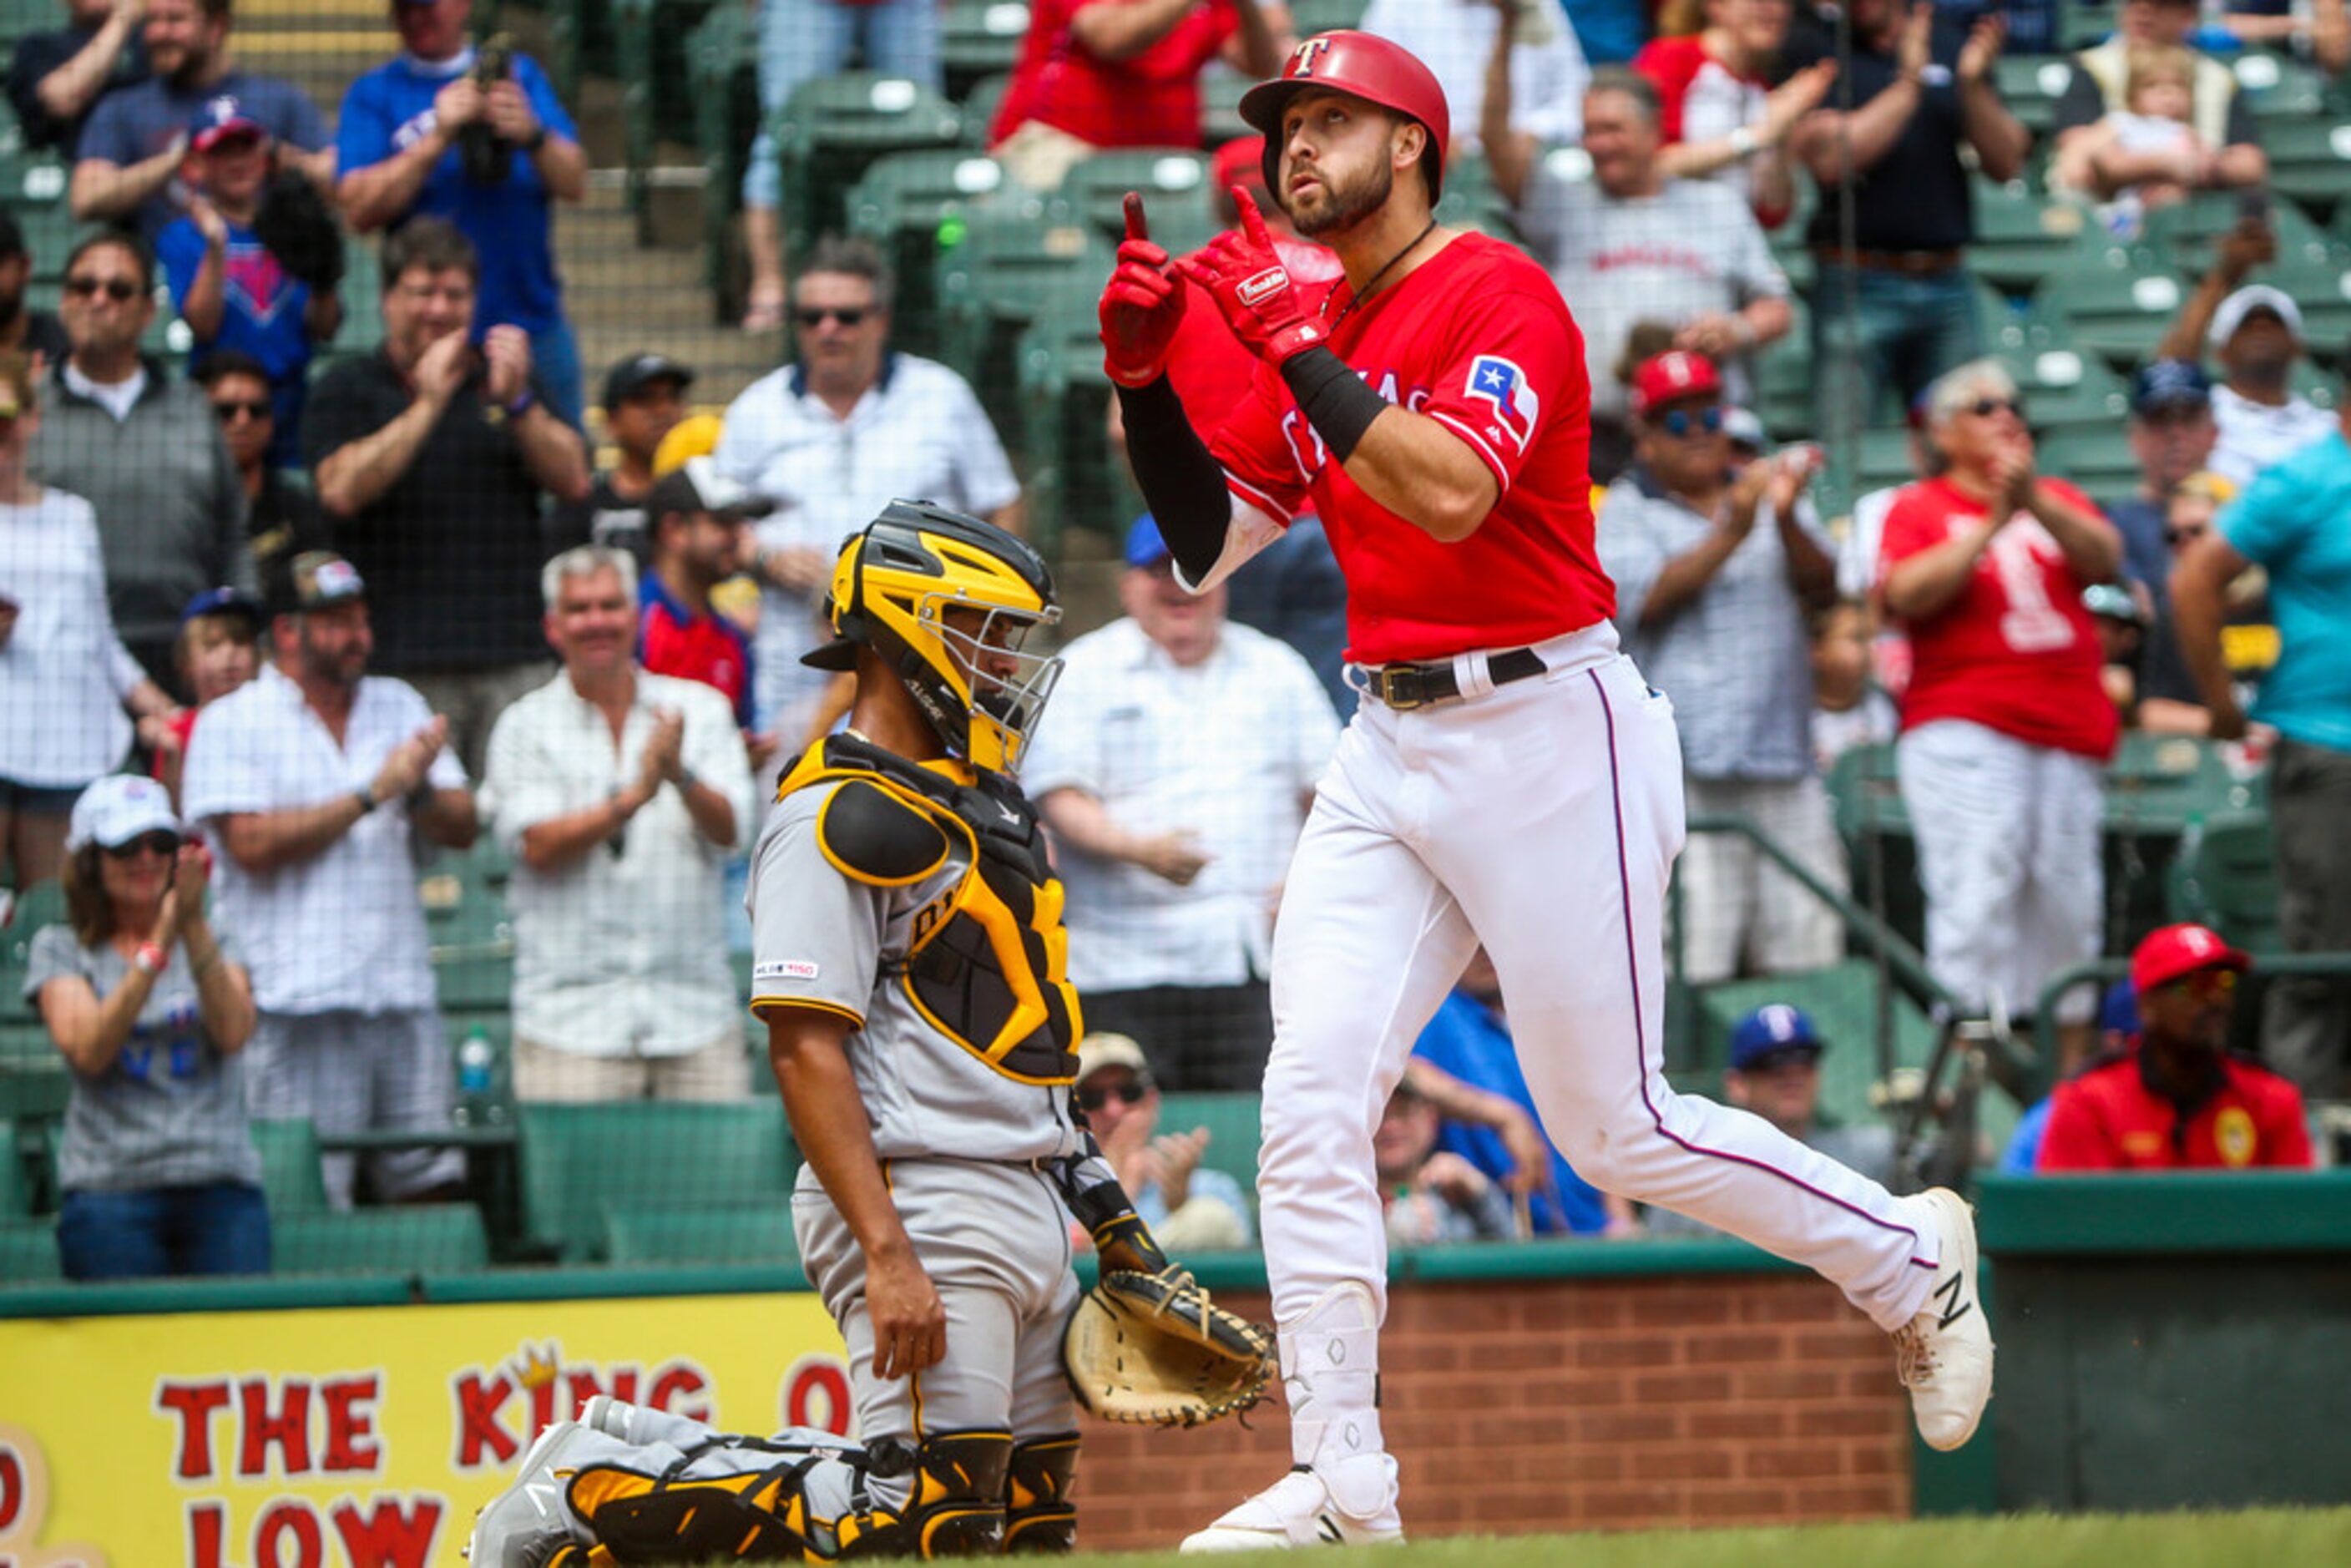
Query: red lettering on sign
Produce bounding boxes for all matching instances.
[158,1380,234,1480]
[0,1443,20,1533]
[239,1378,314,1479]
[646,1364,710,1422]
[320,1376,382,1474]
[564,1365,640,1419]
[331,1495,443,1568]
[254,1498,323,1568]
[786,1359,853,1436]
[453,1373,518,1469]
[188,1499,230,1568]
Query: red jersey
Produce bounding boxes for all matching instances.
[2037,1049,2313,1171]
[1877,476,2119,760]
[639,574,754,729]
[1631,35,1787,226]
[1208,233,1607,665]
[990,0,1236,149]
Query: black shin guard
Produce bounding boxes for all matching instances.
[1004,1434,1080,1554]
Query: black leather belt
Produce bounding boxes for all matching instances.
[1364,647,1546,711]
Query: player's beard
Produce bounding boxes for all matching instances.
[1289,159,1394,240]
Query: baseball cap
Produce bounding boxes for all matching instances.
[1075,1031,1153,1085]
[2082,581,2148,626]
[2209,285,2304,350]
[267,549,367,617]
[2130,357,2212,415]
[66,774,186,853]
[179,584,266,630]
[189,94,266,154]
[601,352,695,412]
[1630,350,1722,417]
[646,454,775,524]
[1125,514,1174,569]
[1728,1004,1824,1071]
[2131,923,2251,996]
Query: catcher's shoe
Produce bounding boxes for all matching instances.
[464,1419,594,1567]
[1893,1186,1995,1451]
[1178,1455,1402,1553]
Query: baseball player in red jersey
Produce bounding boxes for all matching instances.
[1099,32,1995,1550]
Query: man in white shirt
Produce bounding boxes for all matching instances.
[1024,517,1339,1090]
[483,545,757,1102]
[711,235,1022,752]
[179,550,476,1206]
[2202,286,2335,488]
[1359,0,1589,153]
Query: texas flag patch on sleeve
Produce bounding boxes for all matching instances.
[1466,355,1540,452]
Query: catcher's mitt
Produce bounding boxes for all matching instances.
[1062,1266,1273,1428]
[252,169,345,291]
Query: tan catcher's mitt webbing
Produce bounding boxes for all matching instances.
[1062,1265,1275,1428]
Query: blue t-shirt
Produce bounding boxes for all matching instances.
[1411,989,1608,1236]
[336,52,576,335]
[75,70,328,238]
[2218,429,2351,751]
[158,215,314,463]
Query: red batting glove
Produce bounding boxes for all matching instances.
[1100,192,1184,389]
[1174,186,1326,366]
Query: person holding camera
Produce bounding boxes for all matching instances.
[159,96,341,467]
[335,0,586,427]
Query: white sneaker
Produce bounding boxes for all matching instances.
[1180,1457,1403,1553]
[1893,1187,1995,1451]
[463,1420,593,1566]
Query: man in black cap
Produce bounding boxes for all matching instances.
[0,212,70,366]
[555,352,695,558]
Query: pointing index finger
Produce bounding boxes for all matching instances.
[1234,185,1273,250]
[1123,190,1150,243]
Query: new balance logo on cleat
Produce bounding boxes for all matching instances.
[1932,1272,1973,1328]
[1317,1517,1344,1545]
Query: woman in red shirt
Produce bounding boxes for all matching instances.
[988,0,1282,188]
[1878,359,2125,1065]
[1631,0,1838,227]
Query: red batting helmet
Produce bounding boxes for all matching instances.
[1239,31,1451,205]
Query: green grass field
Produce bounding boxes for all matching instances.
[1019,1509,2351,1568]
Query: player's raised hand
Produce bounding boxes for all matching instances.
[1100,192,1185,388]
[1176,187,1326,366]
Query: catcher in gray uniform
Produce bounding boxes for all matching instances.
[466,503,1269,1568]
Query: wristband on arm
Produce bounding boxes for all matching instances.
[1115,376,1235,585]
[1280,346,1388,466]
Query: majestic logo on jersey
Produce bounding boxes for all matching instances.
[1466,355,1539,452]
[1238,266,1292,307]
[1287,36,1334,78]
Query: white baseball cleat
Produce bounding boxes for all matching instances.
[463,1419,594,1567]
[1893,1186,1995,1451]
[1179,1456,1403,1553]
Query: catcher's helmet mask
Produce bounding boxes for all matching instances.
[1241,31,1451,208]
[805,500,1064,776]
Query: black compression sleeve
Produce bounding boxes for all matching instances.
[1280,346,1388,463]
[1115,375,1232,585]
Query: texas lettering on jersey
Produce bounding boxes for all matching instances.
[1278,366,1435,483]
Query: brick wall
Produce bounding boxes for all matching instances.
[1076,1271,1911,1549]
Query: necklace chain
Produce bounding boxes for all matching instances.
[1328,220,1438,334]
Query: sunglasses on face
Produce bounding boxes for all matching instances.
[2175,968,2239,1000]
[65,276,140,301]
[213,398,271,422]
[103,832,180,859]
[1655,406,1724,438]
[1077,1080,1150,1112]
[1966,397,2024,419]
[794,306,870,328]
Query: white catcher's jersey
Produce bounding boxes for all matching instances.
[746,747,1085,1165]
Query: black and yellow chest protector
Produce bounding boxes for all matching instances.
[776,736,1081,1084]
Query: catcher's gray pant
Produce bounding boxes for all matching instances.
[244,1008,463,1206]
[794,1156,1083,1449]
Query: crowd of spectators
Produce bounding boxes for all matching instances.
[8,0,2350,1283]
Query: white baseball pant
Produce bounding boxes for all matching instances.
[1259,626,1938,1469]
[1895,718,2105,1025]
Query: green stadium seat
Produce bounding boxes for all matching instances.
[2136,190,2338,281]
[1292,0,1370,34]
[0,1121,26,1217]
[1992,54,2084,136]
[1059,148,1216,253]
[1432,150,1518,241]
[1200,63,1251,145]
[1970,179,2106,292]
[2006,345,2131,436]
[2032,425,2142,506]
[2104,733,2257,833]
[2166,811,2278,952]
[963,73,1013,149]
[2232,49,2331,122]
[775,72,964,252]
[1974,276,2050,357]
[271,1204,491,1275]
[847,149,1014,357]
[518,1101,797,1261]
[250,1119,331,1218]
[2059,0,2116,48]
[1153,1092,1261,1201]
[0,1218,59,1282]
[2257,118,2351,220]
[943,1,1030,99]
[1852,426,1920,491]
[2,882,68,1119]
[1823,741,1925,953]
[1014,290,1133,547]
[1755,296,1812,440]
[935,200,1111,443]
[604,1201,801,1264]
[2032,254,2191,366]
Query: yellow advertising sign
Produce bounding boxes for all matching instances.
[0,1292,853,1567]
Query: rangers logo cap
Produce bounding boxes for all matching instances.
[2131,923,2251,996]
